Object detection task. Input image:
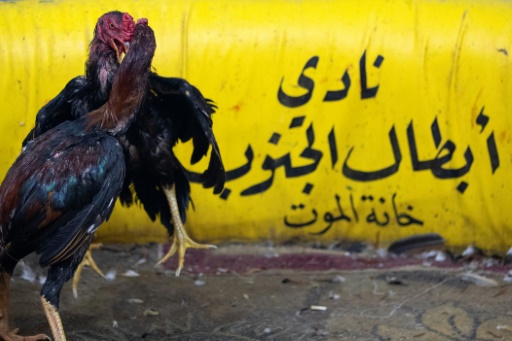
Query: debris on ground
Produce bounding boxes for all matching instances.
[143,308,159,316]
[105,270,116,281]
[503,270,512,284]
[387,233,445,255]
[122,270,140,277]
[460,272,499,287]
[331,275,346,283]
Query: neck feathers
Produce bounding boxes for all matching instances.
[86,72,147,134]
[86,38,118,94]
[86,25,155,134]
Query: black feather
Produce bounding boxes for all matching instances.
[25,57,226,238]
[6,124,126,267]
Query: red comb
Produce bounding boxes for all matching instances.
[136,18,148,26]
[122,13,134,23]
[122,13,136,37]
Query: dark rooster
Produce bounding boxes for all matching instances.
[117,65,226,275]
[22,10,136,296]
[23,11,135,142]
[0,21,155,341]
[24,13,226,277]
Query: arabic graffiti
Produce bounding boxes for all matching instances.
[284,191,423,235]
[278,56,318,107]
[342,126,402,181]
[407,117,474,192]
[477,107,500,174]
[188,111,499,199]
[277,50,385,107]
[184,50,501,236]
[240,123,322,196]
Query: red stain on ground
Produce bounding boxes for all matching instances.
[161,248,512,275]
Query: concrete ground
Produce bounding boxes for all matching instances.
[6,243,512,341]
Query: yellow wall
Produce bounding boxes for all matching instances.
[1,0,511,252]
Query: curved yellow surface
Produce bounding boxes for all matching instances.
[0,0,511,252]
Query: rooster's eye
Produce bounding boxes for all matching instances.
[109,23,115,29]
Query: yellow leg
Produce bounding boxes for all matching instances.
[155,184,216,276]
[0,273,50,341]
[72,243,106,298]
[41,296,66,341]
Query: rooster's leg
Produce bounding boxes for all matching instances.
[72,243,106,298]
[41,297,65,341]
[0,273,50,341]
[156,184,216,276]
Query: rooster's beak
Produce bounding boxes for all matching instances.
[111,39,131,63]
[111,38,121,63]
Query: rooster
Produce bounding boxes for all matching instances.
[22,10,136,296]
[24,11,226,278]
[0,21,155,341]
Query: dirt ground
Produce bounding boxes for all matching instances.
[6,243,512,341]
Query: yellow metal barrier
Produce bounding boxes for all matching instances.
[1,0,511,252]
